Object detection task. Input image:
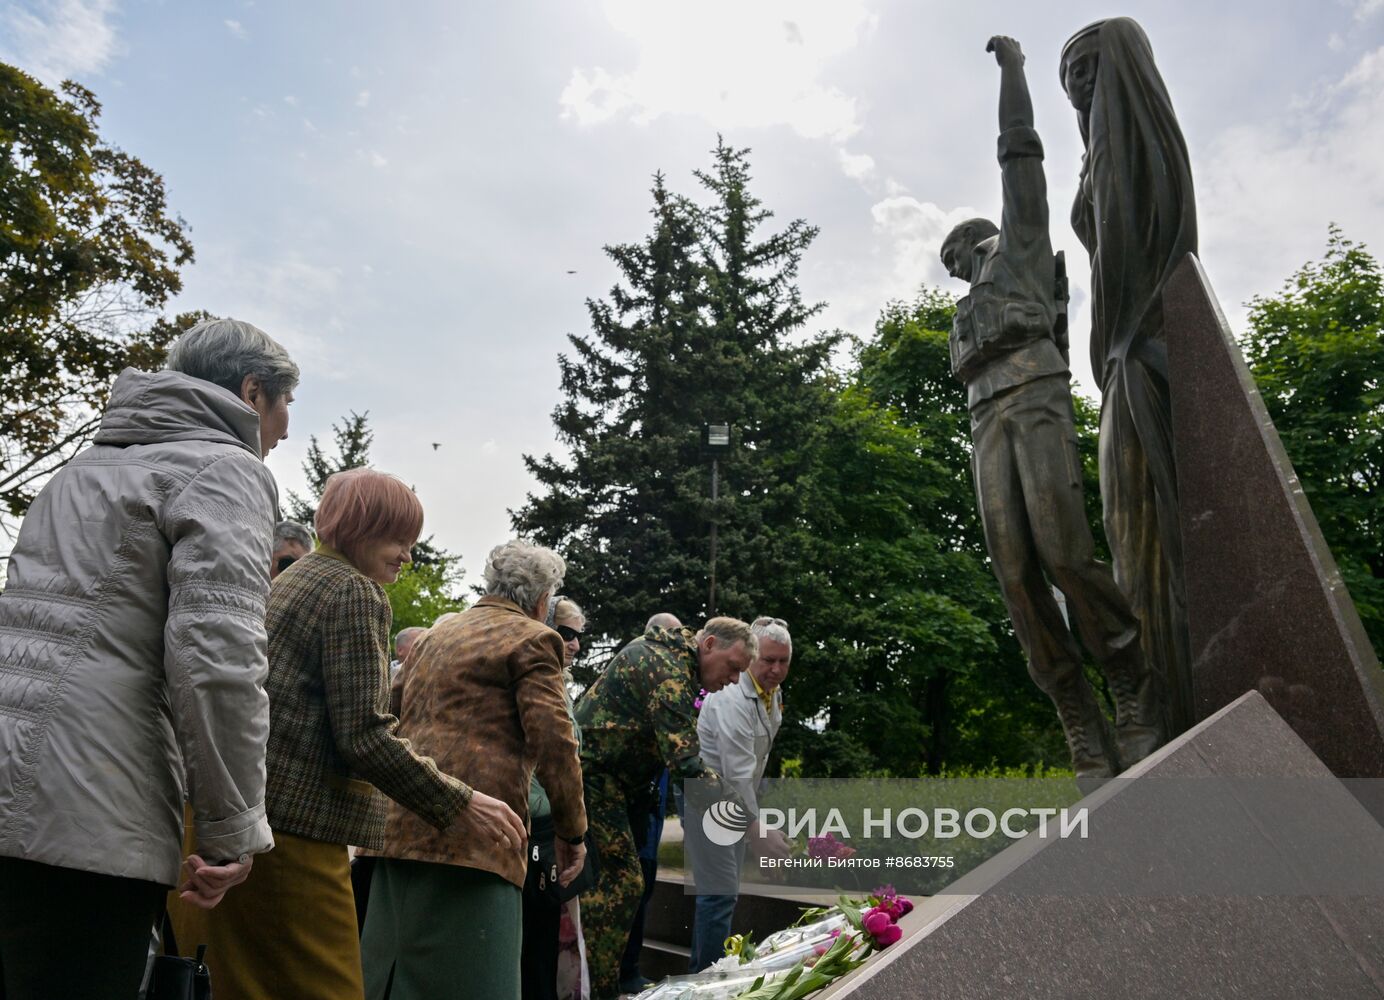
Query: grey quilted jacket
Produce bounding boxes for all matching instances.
[0,369,278,886]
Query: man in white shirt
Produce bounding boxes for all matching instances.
[686,616,795,971]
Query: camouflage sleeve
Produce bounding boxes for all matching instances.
[650,656,717,783]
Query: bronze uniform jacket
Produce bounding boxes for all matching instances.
[263,548,470,849]
[376,595,587,887]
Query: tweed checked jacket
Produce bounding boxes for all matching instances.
[376,596,587,888]
[264,548,470,849]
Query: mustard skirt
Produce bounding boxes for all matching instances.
[169,830,364,1000]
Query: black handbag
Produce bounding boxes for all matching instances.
[147,913,212,1000]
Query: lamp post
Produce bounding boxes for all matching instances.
[701,422,732,616]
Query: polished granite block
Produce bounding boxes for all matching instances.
[819,693,1384,1000]
[1163,253,1384,780]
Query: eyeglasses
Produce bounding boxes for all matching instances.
[753,616,788,629]
[276,555,299,573]
[555,624,583,643]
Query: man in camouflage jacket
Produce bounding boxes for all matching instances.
[575,617,755,999]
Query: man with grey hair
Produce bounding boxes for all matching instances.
[645,612,682,631]
[0,317,297,996]
[686,615,795,971]
[270,520,313,579]
[575,615,755,999]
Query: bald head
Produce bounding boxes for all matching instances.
[394,627,427,663]
[646,612,682,631]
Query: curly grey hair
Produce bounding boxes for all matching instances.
[696,616,758,660]
[273,520,314,550]
[165,318,300,401]
[483,540,566,613]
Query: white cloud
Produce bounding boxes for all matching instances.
[189,251,343,386]
[1354,0,1384,20]
[283,94,298,107]
[838,148,875,180]
[356,89,371,108]
[807,194,978,352]
[224,18,247,40]
[870,195,978,289]
[368,150,388,168]
[559,0,874,143]
[0,0,119,85]
[1197,45,1384,323]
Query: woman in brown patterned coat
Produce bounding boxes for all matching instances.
[175,468,526,1000]
[361,541,588,1000]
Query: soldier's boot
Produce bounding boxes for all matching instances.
[1045,671,1120,781]
[1102,648,1168,768]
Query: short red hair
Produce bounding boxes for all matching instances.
[315,468,424,556]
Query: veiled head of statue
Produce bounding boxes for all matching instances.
[1060,20,1103,113]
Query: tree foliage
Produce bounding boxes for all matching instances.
[288,410,465,627]
[514,140,836,683]
[775,291,1070,777]
[515,142,1072,775]
[0,64,195,517]
[285,411,374,528]
[1243,226,1384,656]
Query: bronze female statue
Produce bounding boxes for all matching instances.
[1061,18,1196,734]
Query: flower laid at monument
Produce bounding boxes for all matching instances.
[633,888,913,1000]
[805,834,856,861]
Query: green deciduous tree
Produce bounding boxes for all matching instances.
[775,291,1070,777]
[1,64,195,517]
[1243,226,1383,656]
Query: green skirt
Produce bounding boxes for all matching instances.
[362,859,522,1000]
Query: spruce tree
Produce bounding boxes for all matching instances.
[285,411,373,527]
[514,142,837,680]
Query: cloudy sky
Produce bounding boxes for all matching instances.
[4,0,1382,586]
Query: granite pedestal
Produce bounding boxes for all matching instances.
[1163,254,1384,780]
[820,692,1384,1000]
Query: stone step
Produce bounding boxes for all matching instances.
[643,869,829,947]
[638,937,691,982]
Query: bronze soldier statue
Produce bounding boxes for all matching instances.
[939,35,1166,778]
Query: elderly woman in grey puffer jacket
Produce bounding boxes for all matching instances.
[0,318,297,1000]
